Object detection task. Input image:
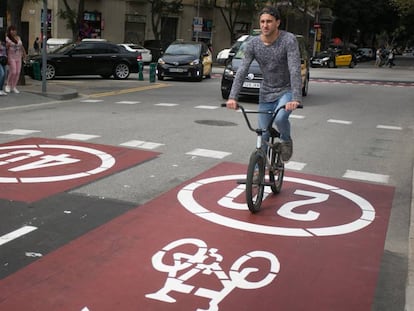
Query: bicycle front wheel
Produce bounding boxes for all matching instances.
[246,150,266,213]
[269,147,284,194]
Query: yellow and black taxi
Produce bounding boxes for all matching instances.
[310,48,357,68]
[220,34,310,99]
[156,40,212,82]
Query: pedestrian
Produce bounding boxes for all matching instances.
[33,37,40,54]
[387,48,395,68]
[5,25,27,94]
[226,6,302,162]
[0,33,8,96]
[375,47,382,67]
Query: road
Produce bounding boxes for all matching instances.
[0,58,413,310]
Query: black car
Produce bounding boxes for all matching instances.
[25,41,142,80]
[221,35,310,99]
[156,40,213,82]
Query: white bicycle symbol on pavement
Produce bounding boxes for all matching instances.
[145,238,280,311]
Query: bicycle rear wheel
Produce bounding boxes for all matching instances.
[246,150,266,213]
[269,146,284,194]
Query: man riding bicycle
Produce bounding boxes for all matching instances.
[226,6,302,162]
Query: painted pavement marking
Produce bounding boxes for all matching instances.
[327,119,353,125]
[88,83,170,98]
[116,101,141,105]
[120,140,164,150]
[376,125,403,130]
[155,103,178,107]
[0,129,41,135]
[80,99,104,103]
[343,170,390,184]
[195,105,219,110]
[285,161,307,171]
[56,133,100,141]
[0,226,38,246]
[186,148,231,159]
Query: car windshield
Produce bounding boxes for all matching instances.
[234,36,254,59]
[51,43,76,54]
[165,43,200,57]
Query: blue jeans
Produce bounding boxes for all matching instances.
[0,65,5,90]
[258,91,293,143]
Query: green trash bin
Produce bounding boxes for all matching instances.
[32,61,41,81]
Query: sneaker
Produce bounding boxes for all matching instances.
[281,140,293,162]
[4,85,10,93]
[11,88,20,94]
[0,90,7,96]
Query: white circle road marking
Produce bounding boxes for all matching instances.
[177,175,375,237]
[0,144,115,183]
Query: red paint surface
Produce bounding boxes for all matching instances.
[0,137,159,202]
[0,162,393,310]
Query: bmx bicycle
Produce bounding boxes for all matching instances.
[236,103,302,213]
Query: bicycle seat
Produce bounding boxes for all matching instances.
[269,127,280,138]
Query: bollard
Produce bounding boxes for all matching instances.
[138,61,144,81]
[33,61,41,81]
[149,63,156,83]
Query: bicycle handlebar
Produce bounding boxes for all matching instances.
[233,103,303,134]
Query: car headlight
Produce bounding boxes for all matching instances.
[158,58,165,65]
[322,57,330,62]
[190,59,200,65]
[223,68,235,78]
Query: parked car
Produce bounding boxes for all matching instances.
[118,43,152,63]
[156,40,212,82]
[216,35,249,64]
[311,49,357,68]
[220,34,310,99]
[356,47,375,62]
[25,41,142,80]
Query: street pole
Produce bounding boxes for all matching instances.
[312,0,320,57]
[42,0,47,93]
[195,0,200,42]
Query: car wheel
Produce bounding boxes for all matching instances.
[113,63,130,80]
[45,63,56,80]
[221,89,230,99]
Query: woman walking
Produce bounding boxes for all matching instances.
[5,25,26,94]
[0,33,7,96]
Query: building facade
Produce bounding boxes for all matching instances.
[21,0,317,58]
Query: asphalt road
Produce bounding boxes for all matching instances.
[0,56,413,310]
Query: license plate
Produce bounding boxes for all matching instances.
[169,68,186,73]
[243,81,260,88]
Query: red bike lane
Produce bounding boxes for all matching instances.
[0,161,393,311]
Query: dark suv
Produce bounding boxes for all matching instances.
[25,41,142,80]
[220,34,310,99]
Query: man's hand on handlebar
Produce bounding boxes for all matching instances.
[285,101,301,111]
[226,98,238,110]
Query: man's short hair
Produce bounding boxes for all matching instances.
[259,6,281,20]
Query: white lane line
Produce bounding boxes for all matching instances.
[290,114,305,119]
[0,129,41,135]
[186,148,231,159]
[116,101,141,105]
[57,133,100,141]
[0,226,38,246]
[120,140,164,150]
[376,125,403,130]
[343,170,389,184]
[80,99,104,103]
[155,103,178,107]
[327,119,353,125]
[285,161,306,170]
[195,105,219,110]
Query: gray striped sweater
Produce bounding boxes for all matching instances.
[228,31,302,103]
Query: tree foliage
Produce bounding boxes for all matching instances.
[148,0,183,41]
[57,0,85,41]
